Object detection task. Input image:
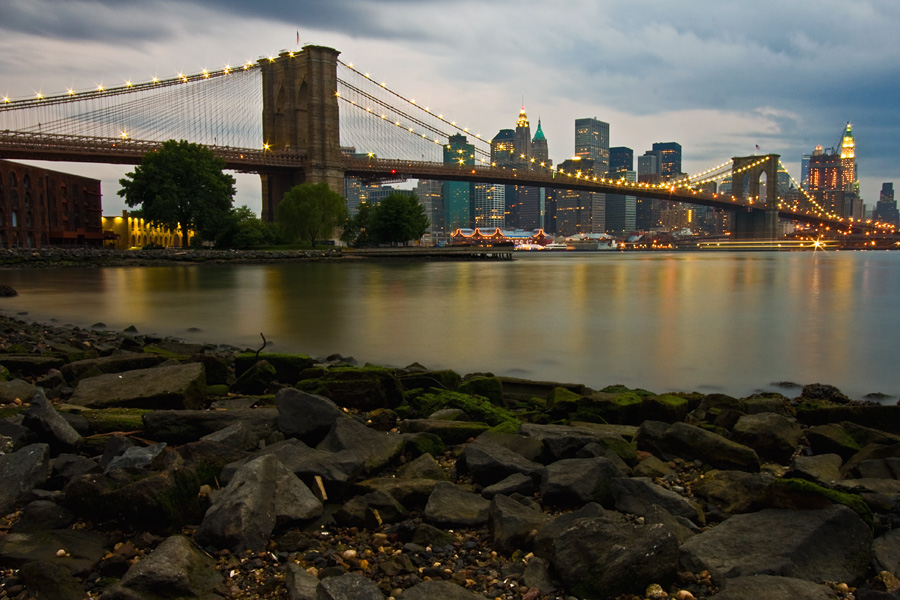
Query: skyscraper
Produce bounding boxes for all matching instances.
[609,147,633,177]
[491,129,517,167]
[515,107,532,164]
[575,118,610,174]
[873,183,899,226]
[473,183,505,229]
[605,170,636,235]
[554,158,604,235]
[840,123,857,192]
[808,150,845,217]
[443,133,475,230]
[651,142,682,181]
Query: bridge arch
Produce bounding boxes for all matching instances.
[731,153,780,239]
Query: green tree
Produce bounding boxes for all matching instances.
[341,201,375,247]
[118,139,236,247]
[216,205,279,248]
[371,192,430,246]
[277,183,348,247]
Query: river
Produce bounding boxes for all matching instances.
[2,250,898,401]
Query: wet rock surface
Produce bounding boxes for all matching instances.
[0,312,898,599]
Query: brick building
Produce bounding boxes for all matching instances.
[0,160,103,248]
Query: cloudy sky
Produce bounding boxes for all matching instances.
[2,0,898,215]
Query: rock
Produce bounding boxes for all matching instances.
[806,423,866,459]
[424,481,491,527]
[22,387,82,452]
[276,388,344,445]
[18,559,86,600]
[0,378,37,403]
[397,452,447,481]
[0,419,37,451]
[316,418,404,474]
[100,535,222,600]
[199,421,257,451]
[551,518,679,600]
[401,580,485,599]
[633,454,678,480]
[522,555,557,595]
[482,473,535,499]
[0,355,65,378]
[231,359,276,394]
[194,454,322,553]
[49,453,100,488]
[475,429,545,462]
[61,352,165,383]
[611,477,704,524]
[0,529,107,575]
[0,284,17,296]
[800,383,851,404]
[105,443,167,472]
[10,500,74,532]
[533,502,621,559]
[731,412,803,464]
[540,457,622,507]
[489,493,553,555]
[637,421,761,472]
[520,422,636,463]
[786,454,844,485]
[316,572,385,600]
[298,365,403,410]
[457,440,545,486]
[691,469,774,514]
[69,362,207,410]
[334,490,408,527]
[709,574,840,599]
[679,505,872,584]
[235,353,315,384]
[873,529,900,577]
[143,408,278,444]
[285,562,319,600]
[458,375,504,405]
[0,443,50,515]
[353,477,438,510]
[399,419,491,444]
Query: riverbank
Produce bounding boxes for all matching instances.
[0,313,899,600]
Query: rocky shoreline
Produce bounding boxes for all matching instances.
[0,248,346,269]
[0,314,899,600]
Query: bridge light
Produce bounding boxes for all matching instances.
[2,97,9,102]
[152,76,159,83]
[67,89,75,95]
[36,92,43,99]
[125,81,132,87]
[121,131,128,139]
[263,143,271,151]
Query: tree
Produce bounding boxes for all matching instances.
[277,183,348,247]
[118,139,236,247]
[370,192,430,246]
[216,205,280,248]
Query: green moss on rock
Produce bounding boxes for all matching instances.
[763,478,874,526]
[235,353,315,382]
[459,376,504,405]
[297,365,404,410]
[409,390,520,428]
[74,408,152,433]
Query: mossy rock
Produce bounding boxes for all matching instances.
[0,365,8,382]
[408,390,520,428]
[761,478,874,527]
[297,365,403,410]
[398,369,462,394]
[235,353,315,383]
[207,384,230,396]
[640,393,691,423]
[599,385,655,398]
[404,432,446,458]
[231,359,276,395]
[0,405,23,419]
[142,346,190,361]
[579,391,645,424]
[547,386,582,414]
[488,420,522,435]
[71,407,152,433]
[459,376,504,405]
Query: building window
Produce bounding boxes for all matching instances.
[12,211,18,228]
[8,173,16,188]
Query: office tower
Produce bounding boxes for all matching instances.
[531,119,549,165]
[651,142,682,181]
[636,151,662,231]
[840,123,857,192]
[575,117,610,174]
[554,158,604,235]
[801,153,812,191]
[515,107,532,164]
[637,151,660,183]
[808,150,845,217]
[605,170,636,234]
[518,118,550,231]
[443,133,475,229]
[473,183,505,229]
[416,179,444,239]
[873,183,899,226]
[609,147,633,177]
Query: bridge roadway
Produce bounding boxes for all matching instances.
[0,131,838,228]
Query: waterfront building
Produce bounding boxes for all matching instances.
[0,160,103,249]
[416,180,445,240]
[473,183,506,229]
[575,117,610,174]
[636,151,662,231]
[605,170,636,235]
[491,129,517,168]
[808,150,845,217]
[444,133,475,230]
[873,183,899,226]
[554,157,604,235]
[102,210,193,249]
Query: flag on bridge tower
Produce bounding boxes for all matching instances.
[755,144,760,153]
[296,30,300,47]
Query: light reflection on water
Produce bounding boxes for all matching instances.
[1,251,898,401]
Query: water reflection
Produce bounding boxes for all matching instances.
[1,251,898,400]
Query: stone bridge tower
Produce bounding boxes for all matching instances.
[731,154,780,239]
[259,46,344,222]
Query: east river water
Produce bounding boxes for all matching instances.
[2,250,899,401]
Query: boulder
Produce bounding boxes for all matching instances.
[199,421,258,451]
[297,365,403,410]
[481,473,535,499]
[0,529,107,575]
[334,490,408,528]
[679,505,872,584]
[353,478,438,511]
[533,502,621,560]
[399,419,491,444]
[105,443,167,472]
[0,378,37,403]
[551,518,679,600]
[0,443,50,515]
[69,362,207,410]
[475,429,545,462]
[691,469,774,514]
[611,476,704,524]
[18,560,86,600]
[100,535,222,600]
[456,441,544,486]
[519,422,636,463]
[316,418,404,474]
[195,454,322,553]
[285,563,318,600]
[637,421,761,471]
[0,355,65,378]
[731,412,803,464]
[424,481,490,527]
[540,457,622,507]
[785,454,844,485]
[230,359,276,394]
[143,408,278,444]
[234,352,314,383]
[397,452,447,481]
[317,572,385,600]
[709,574,841,600]
[22,388,82,452]
[61,352,165,383]
[276,388,343,446]
[11,500,74,532]
[489,493,553,555]
[401,580,485,599]
[873,529,900,577]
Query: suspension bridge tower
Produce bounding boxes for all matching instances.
[731,154,780,239]
[259,46,344,222]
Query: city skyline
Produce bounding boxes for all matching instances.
[1,0,898,215]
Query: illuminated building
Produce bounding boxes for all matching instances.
[873,183,898,227]
[605,170,636,235]
[473,183,505,228]
[101,210,193,249]
[515,107,532,164]
[443,133,475,230]
[651,142,682,181]
[575,118,609,174]
[416,180,445,240]
[808,150,845,217]
[636,151,662,231]
[531,119,549,165]
[840,123,857,192]
[0,160,103,248]
[491,129,517,167]
[609,147,633,177]
[554,158,604,235]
